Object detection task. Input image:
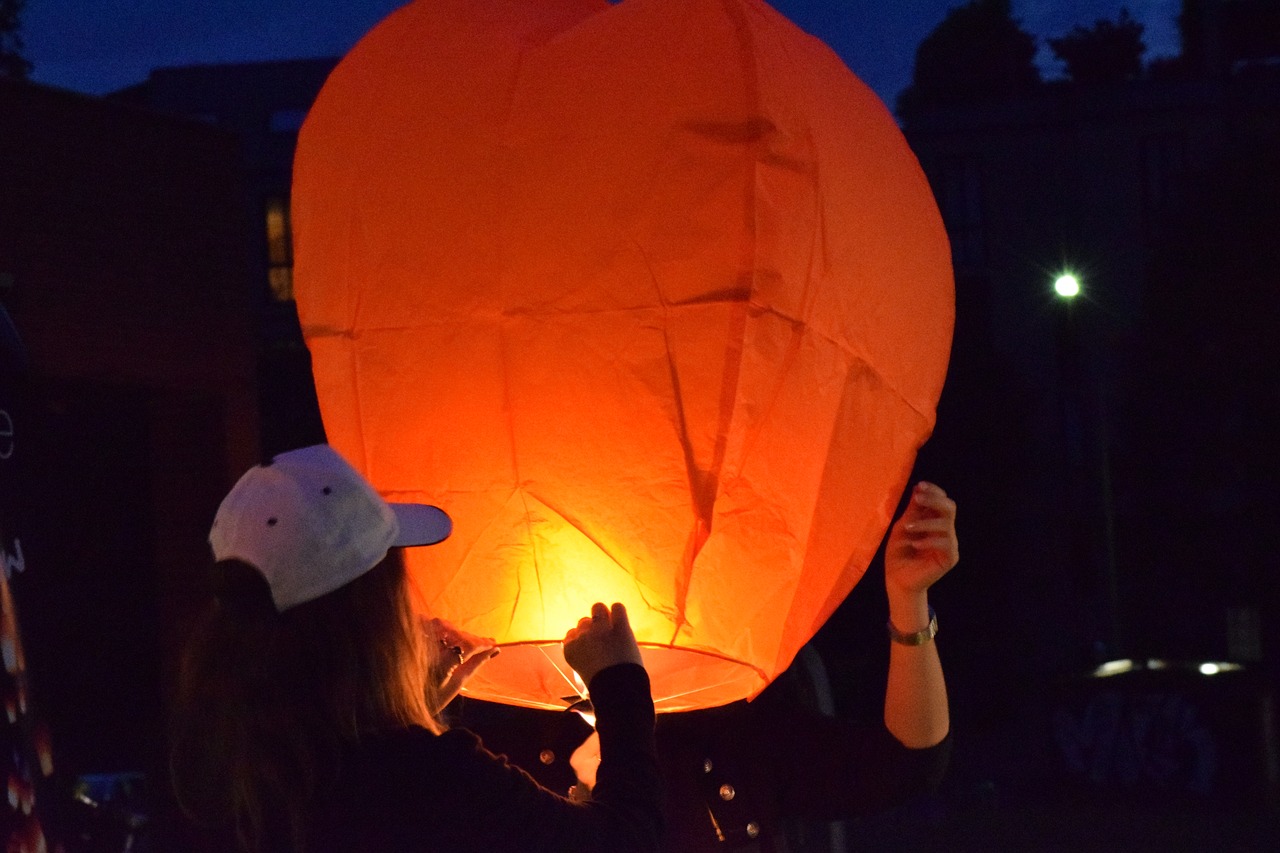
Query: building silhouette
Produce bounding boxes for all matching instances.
[894,0,1280,827]
[117,58,338,457]
[901,0,1280,670]
[0,74,260,833]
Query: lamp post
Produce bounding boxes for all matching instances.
[1052,270,1121,659]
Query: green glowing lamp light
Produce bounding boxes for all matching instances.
[1054,273,1081,299]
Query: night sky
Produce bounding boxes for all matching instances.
[23,0,1182,108]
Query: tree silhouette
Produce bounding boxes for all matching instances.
[0,0,31,79]
[1049,8,1147,85]
[898,0,1040,118]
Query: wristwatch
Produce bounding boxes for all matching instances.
[887,607,938,646]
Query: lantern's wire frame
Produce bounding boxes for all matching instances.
[467,640,770,713]
[538,644,585,700]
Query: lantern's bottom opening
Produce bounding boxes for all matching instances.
[458,642,767,713]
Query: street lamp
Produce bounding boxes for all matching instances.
[1054,272,1081,299]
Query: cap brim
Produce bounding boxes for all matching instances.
[390,503,452,546]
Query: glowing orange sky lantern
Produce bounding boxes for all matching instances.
[292,0,953,712]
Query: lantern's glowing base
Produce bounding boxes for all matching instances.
[459,642,766,714]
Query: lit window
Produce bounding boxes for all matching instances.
[1092,659,1137,678]
[1197,661,1242,676]
[265,197,294,302]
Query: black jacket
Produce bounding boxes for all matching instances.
[459,690,950,852]
[308,663,661,853]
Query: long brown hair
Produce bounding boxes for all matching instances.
[170,548,441,852]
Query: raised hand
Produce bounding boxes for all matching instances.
[884,481,959,600]
[882,481,956,748]
[424,617,499,710]
[562,602,643,688]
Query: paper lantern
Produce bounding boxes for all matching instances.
[292,0,953,712]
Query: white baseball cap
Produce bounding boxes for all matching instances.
[209,444,451,611]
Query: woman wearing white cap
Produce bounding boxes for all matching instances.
[170,445,661,852]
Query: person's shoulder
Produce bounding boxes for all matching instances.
[360,724,480,755]
[345,726,483,799]
[436,726,485,752]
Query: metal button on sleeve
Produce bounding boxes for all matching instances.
[719,784,735,801]
[746,822,760,839]
[539,749,555,765]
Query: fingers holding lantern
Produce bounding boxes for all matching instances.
[885,482,959,597]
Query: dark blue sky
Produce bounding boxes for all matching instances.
[24,1,1181,107]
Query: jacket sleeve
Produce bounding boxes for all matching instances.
[753,708,951,820]
[434,663,662,853]
[654,701,949,848]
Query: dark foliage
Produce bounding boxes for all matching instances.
[0,0,31,79]
[898,0,1040,117]
[1176,0,1280,76]
[1048,8,1147,85]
